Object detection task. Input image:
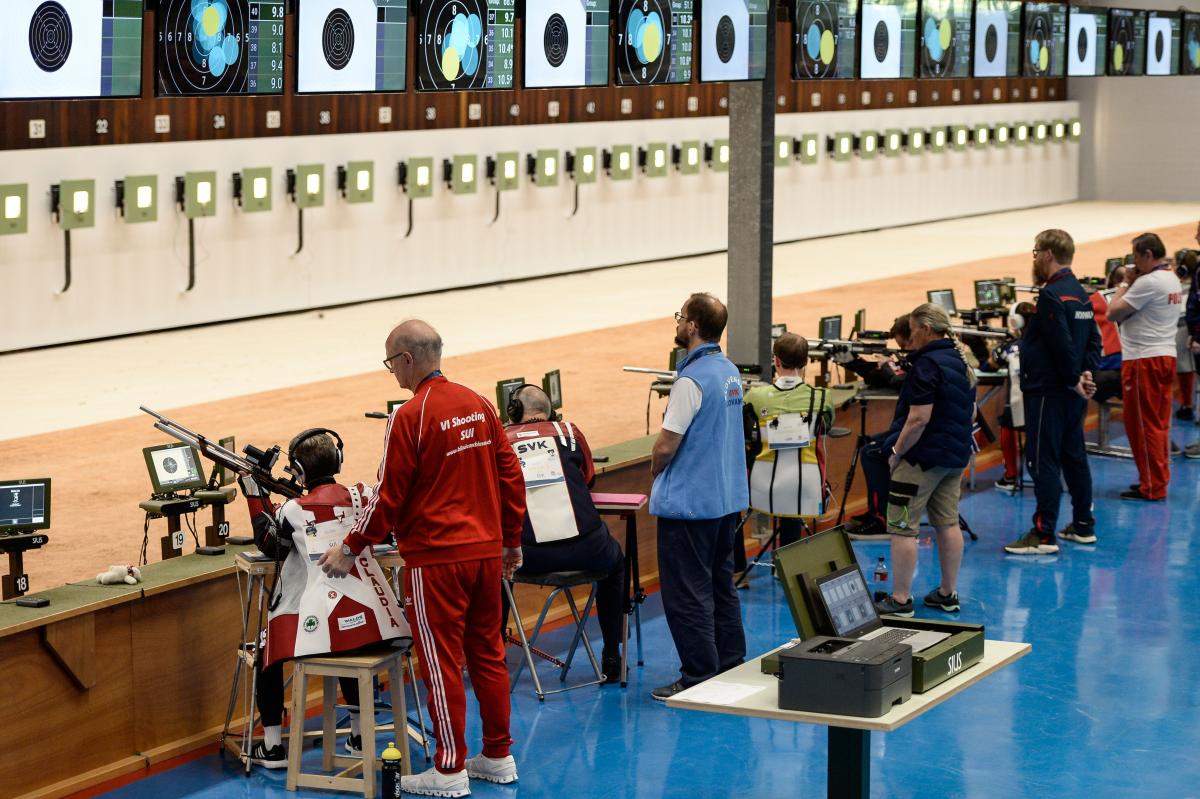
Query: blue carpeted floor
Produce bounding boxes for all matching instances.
[102,423,1200,798]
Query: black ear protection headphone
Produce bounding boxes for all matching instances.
[287,428,345,485]
[506,384,559,425]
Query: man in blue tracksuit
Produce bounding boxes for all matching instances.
[1006,229,1102,555]
[649,293,749,701]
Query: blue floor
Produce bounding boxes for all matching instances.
[105,425,1200,798]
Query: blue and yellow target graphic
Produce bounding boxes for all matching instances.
[189,0,241,79]
[617,0,675,84]
[439,10,483,80]
[1186,17,1200,74]
[1024,9,1052,76]
[794,0,838,78]
[157,0,283,95]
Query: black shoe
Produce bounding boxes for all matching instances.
[602,655,623,685]
[846,516,889,540]
[1175,406,1194,421]
[923,588,960,613]
[1004,530,1059,555]
[874,594,914,618]
[994,476,1019,494]
[651,680,687,702]
[1059,523,1097,545]
[1120,489,1161,502]
[250,741,287,769]
[344,734,362,757]
[1171,441,1182,457]
[1129,484,1141,492]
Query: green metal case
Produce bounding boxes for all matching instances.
[763,527,984,693]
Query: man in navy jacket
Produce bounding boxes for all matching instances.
[1005,230,1102,555]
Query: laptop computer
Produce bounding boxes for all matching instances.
[814,566,951,653]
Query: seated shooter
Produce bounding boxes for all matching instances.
[503,385,626,683]
[238,429,410,768]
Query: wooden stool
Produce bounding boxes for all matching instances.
[286,646,411,797]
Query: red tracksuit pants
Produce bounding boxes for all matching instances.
[405,558,512,773]
[1122,356,1176,500]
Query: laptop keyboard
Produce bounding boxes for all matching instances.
[867,627,918,646]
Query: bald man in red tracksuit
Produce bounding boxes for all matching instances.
[342,370,526,794]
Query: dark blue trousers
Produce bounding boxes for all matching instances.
[1023,391,1095,537]
[658,513,746,687]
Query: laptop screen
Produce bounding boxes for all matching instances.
[815,566,880,638]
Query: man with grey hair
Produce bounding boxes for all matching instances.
[320,319,527,797]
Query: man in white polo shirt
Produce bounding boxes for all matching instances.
[1106,232,1184,501]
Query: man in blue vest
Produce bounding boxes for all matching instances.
[649,293,750,701]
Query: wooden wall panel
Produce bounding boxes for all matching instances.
[0,8,1069,152]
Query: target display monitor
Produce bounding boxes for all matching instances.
[298,0,408,93]
[1067,5,1108,77]
[698,0,770,81]
[972,0,1020,77]
[157,0,285,95]
[1183,12,1200,75]
[918,0,970,77]
[1145,10,1180,76]
[1106,8,1145,76]
[818,315,842,341]
[615,0,695,85]
[974,280,1003,309]
[523,0,609,88]
[0,478,51,534]
[927,288,957,316]
[142,443,208,495]
[1,0,143,100]
[417,0,516,89]
[858,0,918,79]
[793,0,858,78]
[1021,2,1066,77]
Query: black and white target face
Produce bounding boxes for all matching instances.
[715,15,735,62]
[420,0,488,89]
[158,0,251,94]
[543,12,568,67]
[322,7,354,70]
[28,1,72,72]
[618,0,673,84]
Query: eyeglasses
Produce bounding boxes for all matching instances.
[1031,248,1045,256]
[382,351,408,373]
[674,311,688,323]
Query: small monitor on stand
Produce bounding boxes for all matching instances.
[974,281,1003,310]
[143,443,208,495]
[669,346,687,371]
[211,436,237,487]
[542,369,564,411]
[771,323,788,342]
[927,289,958,316]
[1105,258,1124,277]
[818,315,843,341]
[852,309,866,338]
[495,377,527,423]
[0,478,51,535]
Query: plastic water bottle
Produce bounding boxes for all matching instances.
[873,557,889,584]
[381,741,402,798]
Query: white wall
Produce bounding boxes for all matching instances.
[1070,1,1200,201]
[0,100,1078,352]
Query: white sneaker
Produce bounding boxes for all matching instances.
[465,753,518,784]
[400,767,471,797]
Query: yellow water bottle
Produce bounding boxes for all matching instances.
[381,741,402,798]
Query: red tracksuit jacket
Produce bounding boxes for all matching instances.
[344,374,527,566]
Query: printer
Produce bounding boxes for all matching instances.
[777,635,912,717]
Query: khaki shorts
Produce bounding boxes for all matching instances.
[886,461,962,537]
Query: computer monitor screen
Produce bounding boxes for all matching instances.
[771,323,788,341]
[297,0,408,93]
[853,309,866,335]
[669,346,687,370]
[815,566,878,638]
[918,0,971,77]
[1105,257,1123,277]
[972,0,1020,76]
[157,0,285,95]
[975,280,1002,309]
[387,399,407,413]
[542,369,564,410]
[214,436,237,487]
[698,0,770,81]
[416,0,516,89]
[1183,12,1200,75]
[615,0,695,84]
[793,0,859,78]
[1107,8,1146,76]
[523,0,610,87]
[928,288,957,315]
[143,443,207,494]
[0,478,51,534]
[495,376,526,423]
[819,315,843,341]
[858,0,918,78]
[1,0,143,100]
[1145,11,1180,75]
[1021,2,1067,77]
[1068,5,1108,76]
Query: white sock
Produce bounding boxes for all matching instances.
[348,709,361,737]
[264,725,282,749]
